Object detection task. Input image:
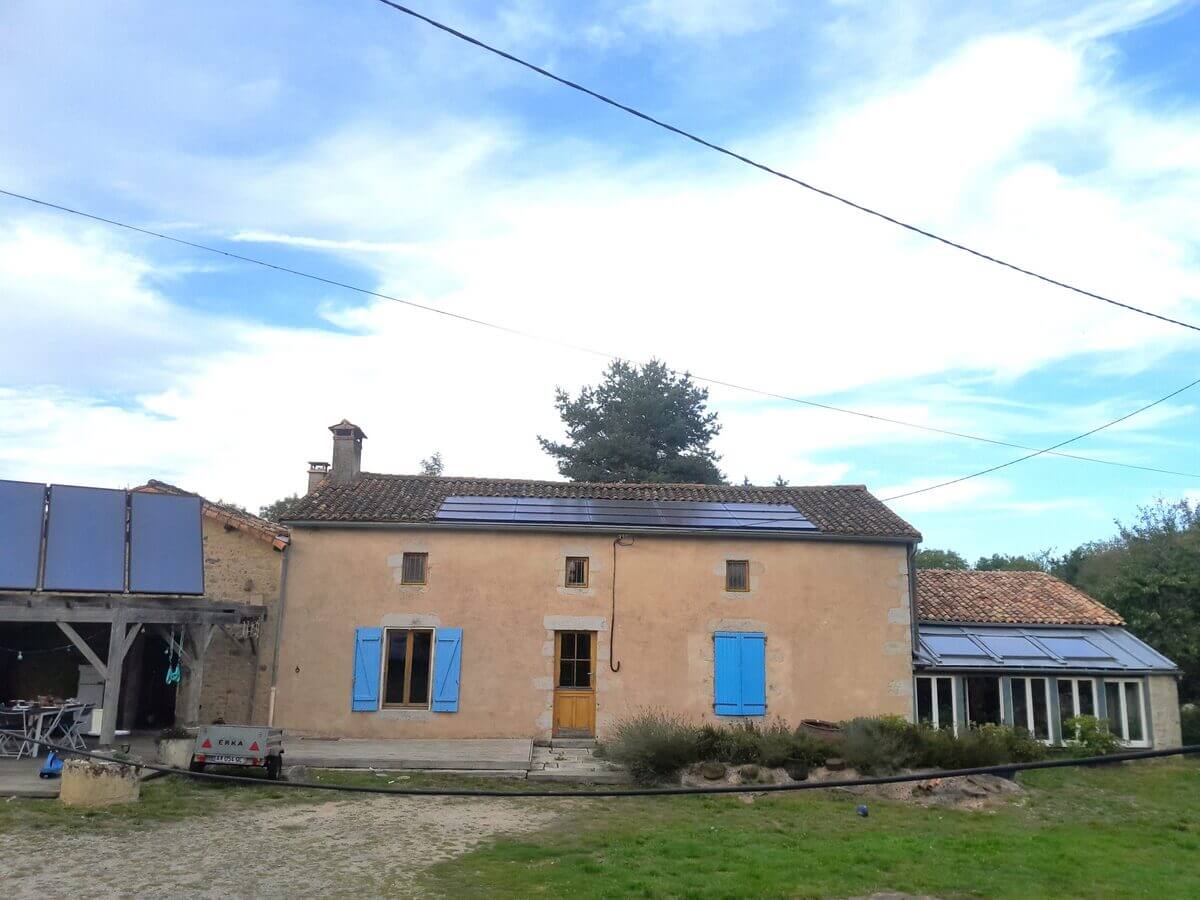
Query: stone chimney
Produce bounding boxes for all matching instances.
[306,461,330,493]
[329,419,367,484]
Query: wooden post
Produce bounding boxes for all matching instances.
[99,614,128,747]
[180,623,215,726]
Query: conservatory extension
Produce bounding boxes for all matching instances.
[913,570,1181,748]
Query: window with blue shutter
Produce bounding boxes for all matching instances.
[431,627,463,712]
[352,628,383,711]
[714,632,766,716]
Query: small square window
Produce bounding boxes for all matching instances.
[565,556,589,588]
[725,560,749,592]
[400,552,427,585]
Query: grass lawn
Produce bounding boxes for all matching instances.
[422,759,1200,898]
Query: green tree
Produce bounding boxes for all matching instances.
[258,493,300,523]
[1102,500,1200,702]
[538,360,725,484]
[420,451,444,476]
[974,553,1047,572]
[914,548,969,570]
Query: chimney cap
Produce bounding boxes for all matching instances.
[328,419,367,440]
[307,461,331,472]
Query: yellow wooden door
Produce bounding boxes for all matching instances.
[553,631,596,737]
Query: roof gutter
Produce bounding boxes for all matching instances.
[278,519,918,545]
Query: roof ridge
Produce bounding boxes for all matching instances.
[357,472,870,492]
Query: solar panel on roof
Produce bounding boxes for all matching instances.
[979,636,1046,659]
[129,493,204,594]
[924,635,985,657]
[1040,637,1111,659]
[434,496,816,531]
[0,479,45,590]
[43,485,127,592]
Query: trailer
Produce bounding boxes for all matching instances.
[191,724,284,780]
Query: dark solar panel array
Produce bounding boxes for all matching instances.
[435,496,816,531]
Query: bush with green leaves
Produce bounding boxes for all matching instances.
[1062,715,1124,756]
[839,717,1048,774]
[1181,704,1200,745]
[600,710,701,784]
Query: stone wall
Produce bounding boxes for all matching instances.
[177,519,283,725]
[1148,674,1182,748]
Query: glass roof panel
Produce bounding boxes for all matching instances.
[978,636,1047,659]
[1040,637,1112,659]
[924,635,985,657]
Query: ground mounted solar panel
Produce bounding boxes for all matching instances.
[129,492,204,594]
[43,485,127,592]
[435,496,816,531]
[0,479,46,590]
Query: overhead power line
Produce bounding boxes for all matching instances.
[3,187,1197,488]
[371,0,1200,337]
[883,375,1200,502]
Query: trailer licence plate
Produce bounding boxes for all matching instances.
[209,755,250,764]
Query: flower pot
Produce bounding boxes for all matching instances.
[157,737,193,770]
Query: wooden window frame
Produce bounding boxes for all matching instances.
[554,630,596,690]
[400,552,428,585]
[564,556,589,588]
[381,627,434,709]
[725,559,750,592]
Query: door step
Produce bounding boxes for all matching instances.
[549,738,596,749]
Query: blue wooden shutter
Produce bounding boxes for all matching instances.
[714,632,766,715]
[714,632,742,714]
[432,627,463,713]
[739,633,767,715]
[351,628,382,712]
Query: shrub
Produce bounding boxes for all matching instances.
[1063,715,1123,756]
[157,726,192,741]
[601,710,700,784]
[839,717,1048,773]
[1181,704,1200,746]
[697,721,762,764]
[839,716,922,774]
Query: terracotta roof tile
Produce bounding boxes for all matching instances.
[917,569,1123,626]
[284,473,920,540]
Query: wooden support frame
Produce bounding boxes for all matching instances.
[56,622,108,679]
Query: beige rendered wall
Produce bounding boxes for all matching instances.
[179,521,282,725]
[1147,674,1182,748]
[272,527,914,739]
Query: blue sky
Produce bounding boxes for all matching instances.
[1,0,1197,561]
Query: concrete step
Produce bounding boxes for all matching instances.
[549,738,597,750]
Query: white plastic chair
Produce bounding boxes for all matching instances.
[0,708,35,759]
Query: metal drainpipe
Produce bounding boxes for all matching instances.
[906,541,920,722]
[266,543,292,727]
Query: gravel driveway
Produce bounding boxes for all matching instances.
[1,794,562,898]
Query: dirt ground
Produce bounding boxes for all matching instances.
[0,794,563,898]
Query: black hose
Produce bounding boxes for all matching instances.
[5,728,1197,799]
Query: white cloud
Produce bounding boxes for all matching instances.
[1,0,1198,530]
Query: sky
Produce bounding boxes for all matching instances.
[1,0,1198,561]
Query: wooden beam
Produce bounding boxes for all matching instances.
[121,622,143,659]
[99,615,128,747]
[0,603,263,625]
[55,622,107,680]
[180,623,214,726]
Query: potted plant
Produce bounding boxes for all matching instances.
[156,726,195,770]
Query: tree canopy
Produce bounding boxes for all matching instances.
[420,451,444,476]
[914,548,969,570]
[974,553,1047,572]
[1049,499,1200,702]
[538,360,725,484]
[258,493,299,523]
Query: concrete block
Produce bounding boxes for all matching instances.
[60,758,141,807]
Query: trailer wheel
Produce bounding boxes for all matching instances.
[265,755,282,781]
[188,760,205,774]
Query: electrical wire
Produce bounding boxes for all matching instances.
[371,0,1200,336]
[1,188,1196,485]
[882,373,1200,502]
[5,727,1197,798]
